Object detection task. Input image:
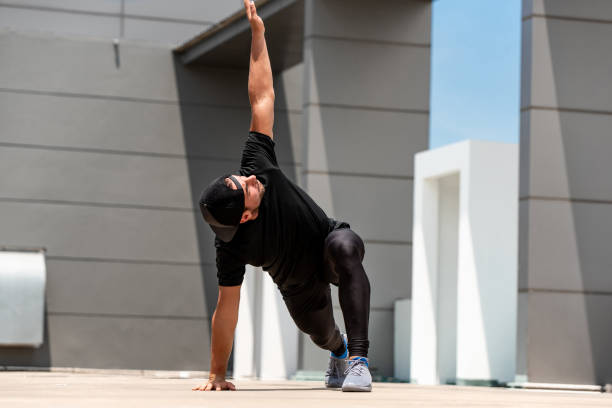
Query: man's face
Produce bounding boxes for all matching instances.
[226,175,265,223]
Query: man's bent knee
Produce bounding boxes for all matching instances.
[325,229,365,263]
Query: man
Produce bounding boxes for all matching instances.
[193,0,372,392]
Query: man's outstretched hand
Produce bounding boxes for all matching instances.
[192,376,236,391]
[244,0,264,34]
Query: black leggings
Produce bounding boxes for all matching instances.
[282,228,371,357]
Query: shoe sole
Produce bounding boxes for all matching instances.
[342,385,372,392]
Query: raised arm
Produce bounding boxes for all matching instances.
[192,285,241,391]
[244,0,274,138]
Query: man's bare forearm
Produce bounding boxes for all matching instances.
[248,30,274,104]
[209,309,237,379]
[208,286,240,379]
[244,0,274,136]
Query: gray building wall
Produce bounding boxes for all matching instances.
[0,20,301,371]
[0,0,243,46]
[299,0,431,377]
[0,1,252,370]
[518,0,612,385]
[0,0,429,376]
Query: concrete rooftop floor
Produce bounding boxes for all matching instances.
[1,371,611,408]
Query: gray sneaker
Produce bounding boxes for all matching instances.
[342,357,372,392]
[324,333,348,389]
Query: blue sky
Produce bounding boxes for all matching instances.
[429,0,522,148]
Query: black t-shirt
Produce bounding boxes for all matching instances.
[215,132,342,290]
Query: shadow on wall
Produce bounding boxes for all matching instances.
[172,58,297,327]
[544,2,612,385]
[0,311,51,367]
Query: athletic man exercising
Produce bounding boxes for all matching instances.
[193,0,372,392]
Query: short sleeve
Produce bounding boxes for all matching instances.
[239,132,278,176]
[215,241,246,287]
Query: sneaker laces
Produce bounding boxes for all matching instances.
[344,358,368,377]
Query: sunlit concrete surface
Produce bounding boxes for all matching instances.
[1,371,611,408]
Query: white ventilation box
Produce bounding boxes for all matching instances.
[0,251,46,347]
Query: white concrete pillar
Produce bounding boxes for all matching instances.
[233,266,298,380]
[233,265,262,379]
[411,140,518,385]
[258,273,298,379]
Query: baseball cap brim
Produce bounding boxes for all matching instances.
[200,204,239,243]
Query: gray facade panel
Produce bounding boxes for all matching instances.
[304,38,430,111]
[0,91,188,155]
[276,64,303,113]
[0,315,209,370]
[518,111,531,200]
[305,0,430,44]
[520,0,612,385]
[0,1,121,13]
[123,0,241,23]
[305,173,413,243]
[367,309,394,377]
[0,32,177,100]
[518,201,529,291]
[526,291,612,384]
[305,105,427,176]
[521,200,612,293]
[362,243,412,309]
[0,201,206,263]
[526,17,612,111]
[523,0,612,20]
[46,315,210,370]
[123,18,210,46]
[45,259,208,318]
[521,109,612,201]
[0,32,249,106]
[0,146,199,208]
[173,103,300,164]
[0,6,119,40]
[0,90,302,165]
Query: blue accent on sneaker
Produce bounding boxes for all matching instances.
[331,334,348,359]
[349,356,368,367]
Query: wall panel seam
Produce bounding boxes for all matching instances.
[0,88,301,114]
[0,87,302,114]
[522,13,612,25]
[0,3,216,25]
[304,102,429,115]
[519,288,612,296]
[519,196,612,206]
[0,197,196,213]
[521,105,612,116]
[304,169,414,181]
[0,142,301,166]
[47,255,213,267]
[304,34,430,49]
[47,311,209,320]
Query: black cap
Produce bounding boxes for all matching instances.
[199,174,244,242]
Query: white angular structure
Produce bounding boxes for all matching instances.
[410,140,518,385]
[233,266,298,380]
